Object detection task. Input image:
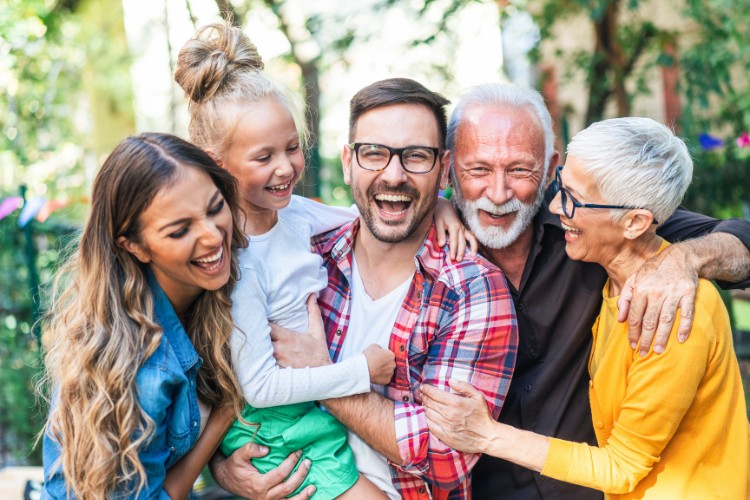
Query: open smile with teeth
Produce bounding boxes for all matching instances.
[192,246,225,271]
[561,222,582,238]
[267,181,291,193]
[374,193,413,214]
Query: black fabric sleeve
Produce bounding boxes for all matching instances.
[657,207,750,290]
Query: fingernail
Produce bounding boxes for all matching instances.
[630,342,637,349]
[639,350,648,357]
[295,450,302,457]
[303,459,312,468]
[678,334,687,343]
[654,345,664,354]
[258,445,268,453]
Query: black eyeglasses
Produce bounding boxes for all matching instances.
[348,143,440,174]
[555,166,658,224]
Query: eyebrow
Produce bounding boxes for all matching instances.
[158,189,222,232]
[560,174,587,199]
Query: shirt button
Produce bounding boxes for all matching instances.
[399,345,405,352]
[170,446,176,452]
[596,421,604,429]
[589,380,594,387]
[529,349,538,358]
[418,487,426,494]
[524,384,532,393]
[402,395,410,402]
[193,421,198,428]
[336,329,342,336]
[516,303,524,311]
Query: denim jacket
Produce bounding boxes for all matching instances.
[43,271,203,499]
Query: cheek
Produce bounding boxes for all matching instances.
[512,180,541,205]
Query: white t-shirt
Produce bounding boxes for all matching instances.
[230,196,371,407]
[335,256,413,500]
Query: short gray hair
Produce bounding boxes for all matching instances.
[447,83,555,170]
[567,117,693,224]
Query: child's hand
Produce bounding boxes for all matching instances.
[363,344,396,385]
[435,197,478,262]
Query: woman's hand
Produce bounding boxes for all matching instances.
[271,294,331,368]
[209,443,315,500]
[421,380,495,454]
[435,197,478,261]
[363,344,396,385]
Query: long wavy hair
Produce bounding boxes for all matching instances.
[39,133,246,498]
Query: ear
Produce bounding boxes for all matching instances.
[439,150,451,190]
[622,210,654,239]
[546,150,561,186]
[116,236,151,264]
[205,148,224,168]
[341,144,353,186]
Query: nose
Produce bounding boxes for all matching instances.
[274,155,296,179]
[379,152,409,184]
[199,218,224,248]
[484,170,515,206]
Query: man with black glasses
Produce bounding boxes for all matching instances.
[439,82,750,500]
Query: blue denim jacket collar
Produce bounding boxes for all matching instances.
[146,269,201,372]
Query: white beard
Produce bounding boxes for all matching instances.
[453,185,545,250]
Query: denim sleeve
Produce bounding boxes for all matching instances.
[42,364,179,499]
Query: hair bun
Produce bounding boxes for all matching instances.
[175,23,264,103]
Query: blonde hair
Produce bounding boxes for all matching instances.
[175,22,307,161]
[39,133,246,498]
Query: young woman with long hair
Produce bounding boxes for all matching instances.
[40,132,246,499]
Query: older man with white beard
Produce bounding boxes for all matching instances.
[446,83,750,500]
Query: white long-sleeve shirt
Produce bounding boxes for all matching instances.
[230,196,370,407]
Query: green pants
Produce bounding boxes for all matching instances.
[221,402,359,499]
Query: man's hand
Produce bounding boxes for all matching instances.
[435,196,478,262]
[271,294,331,368]
[421,381,494,454]
[617,244,697,356]
[209,443,315,500]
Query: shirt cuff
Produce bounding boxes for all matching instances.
[392,401,430,473]
[346,353,372,393]
[542,437,575,482]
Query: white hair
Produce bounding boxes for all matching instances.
[567,117,693,224]
[447,83,555,175]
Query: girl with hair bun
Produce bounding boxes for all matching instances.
[41,133,247,499]
[174,23,471,499]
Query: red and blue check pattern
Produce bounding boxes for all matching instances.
[313,220,518,499]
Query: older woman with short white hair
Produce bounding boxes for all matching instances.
[422,117,749,499]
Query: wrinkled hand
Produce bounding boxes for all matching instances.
[435,197,478,262]
[271,294,331,368]
[421,380,494,454]
[209,443,314,500]
[363,344,396,385]
[617,244,697,356]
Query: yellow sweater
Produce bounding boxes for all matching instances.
[542,278,749,499]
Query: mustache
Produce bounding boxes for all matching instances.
[473,196,523,216]
[367,182,420,199]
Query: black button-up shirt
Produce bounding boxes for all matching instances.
[472,193,750,500]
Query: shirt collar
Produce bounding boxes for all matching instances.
[146,269,201,371]
[323,218,444,283]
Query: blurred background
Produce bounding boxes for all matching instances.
[1,0,749,484]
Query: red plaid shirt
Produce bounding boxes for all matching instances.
[313,220,518,499]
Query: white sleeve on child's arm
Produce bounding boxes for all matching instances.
[284,195,358,236]
[230,271,371,408]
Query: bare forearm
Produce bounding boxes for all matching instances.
[675,232,750,282]
[164,406,235,499]
[484,422,550,473]
[323,392,401,463]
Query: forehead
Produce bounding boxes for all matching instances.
[455,105,545,160]
[353,103,440,147]
[561,156,600,198]
[139,166,217,228]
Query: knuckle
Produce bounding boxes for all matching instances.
[628,316,641,327]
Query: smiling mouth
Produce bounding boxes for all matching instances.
[192,246,225,271]
[374,193,413,215]
[267,181,291,193]
[561,222,581,238]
